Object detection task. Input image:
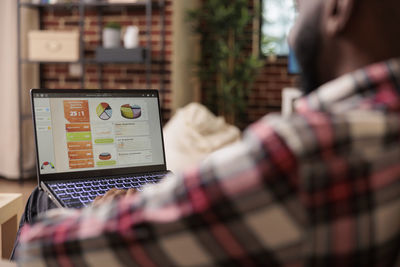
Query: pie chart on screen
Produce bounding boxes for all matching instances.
[96,102,112,120]
[121,104,141,119]
[99,152,112,160]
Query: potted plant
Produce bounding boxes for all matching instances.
[188,0,263,126]
[103,22,121,49]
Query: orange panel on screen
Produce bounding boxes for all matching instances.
[63,100,90,123]
[68,150,94,160]
[67,141,93,150]
[65,123,91,132]
[69,159,95,169]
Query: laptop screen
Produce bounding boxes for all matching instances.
[32,90,165,176]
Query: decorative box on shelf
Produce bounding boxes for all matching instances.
[28,30,80,62]
[95,47,146,63]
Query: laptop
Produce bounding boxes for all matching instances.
[31,89,169,208]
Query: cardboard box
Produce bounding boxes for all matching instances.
[28,31,80,62]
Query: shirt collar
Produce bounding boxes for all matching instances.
[295,58,400,114]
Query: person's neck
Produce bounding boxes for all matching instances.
[318,39,400,84]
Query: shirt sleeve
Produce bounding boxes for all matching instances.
[16,117,307,267]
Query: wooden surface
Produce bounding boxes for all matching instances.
[0,194,23,260]
[0,259,16,267]
[0,178,36,206]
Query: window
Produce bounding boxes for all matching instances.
[261,0,297,56]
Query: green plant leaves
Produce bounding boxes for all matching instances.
[188,0,264,125]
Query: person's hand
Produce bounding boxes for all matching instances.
[92,188,137,206]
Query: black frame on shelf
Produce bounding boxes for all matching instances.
[17,0,166,180]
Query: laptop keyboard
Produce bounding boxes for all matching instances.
[48,173,165,208]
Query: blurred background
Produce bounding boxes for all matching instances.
[0,0,298,182]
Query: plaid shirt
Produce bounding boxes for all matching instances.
[17,59,400,266]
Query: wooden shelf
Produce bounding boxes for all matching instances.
[83,1,152,8]
[95,47,147,63]
[19,2,80,8]
[20,59,82,64]
[20,51,147,64]
[19,1,156,8]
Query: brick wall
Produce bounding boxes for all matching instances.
[40,0,297,126]
[247,57,298,123]
[244,0,299,125]
[40,1,173,122]
[243,0,299,125]
[195,0,298,127]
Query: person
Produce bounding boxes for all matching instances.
[13,0,400,265]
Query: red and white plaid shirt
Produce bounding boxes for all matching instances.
[17,59,400,266]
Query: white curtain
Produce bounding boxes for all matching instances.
[0,0,37,179]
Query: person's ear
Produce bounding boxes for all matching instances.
[324,0,356,36]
